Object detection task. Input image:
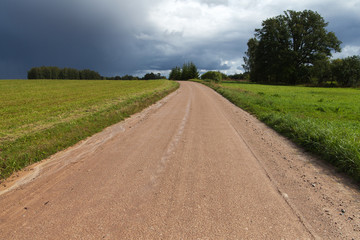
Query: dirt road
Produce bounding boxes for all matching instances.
[0,81,359,239]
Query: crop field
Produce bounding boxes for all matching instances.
[205,81,360,181]
[0,80,179,179]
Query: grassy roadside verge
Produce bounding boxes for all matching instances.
[0,80,179,180]
[194,79,360,182]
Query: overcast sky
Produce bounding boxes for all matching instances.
[1,0,359,78]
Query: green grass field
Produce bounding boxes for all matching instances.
[202,80,360,181]
[0,80,179,179]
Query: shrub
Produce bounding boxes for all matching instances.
[201,71,223,82]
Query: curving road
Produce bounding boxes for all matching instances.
[0,82,359,239]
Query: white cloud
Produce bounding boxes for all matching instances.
[333,45,360,59]
[149,1,233,39]
[138,0,360,75]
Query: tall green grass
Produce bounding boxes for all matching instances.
[0,80,179,179]
[201,80,360,181]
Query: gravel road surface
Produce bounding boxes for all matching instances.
[0,81,359,239]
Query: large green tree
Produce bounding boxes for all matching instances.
[244,10,342,84]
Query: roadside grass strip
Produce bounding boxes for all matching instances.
[198,80,360,182]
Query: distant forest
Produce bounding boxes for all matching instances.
[28,66,102,80]
[27,66,166,80]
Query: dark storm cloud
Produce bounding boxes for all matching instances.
[132,34,241,73]
[327,15,360,46]
[0,0,359,78]
[0,0,150,78]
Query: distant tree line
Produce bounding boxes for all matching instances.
[106,75,139,80]
[168,61,249,82]
[142,72,166,80]
[169,62,199,80]
[28,67,168,81]
[107,72,166,80]
[28,66,102,80]
[227,73,249,80]
[199,71,248,82]
[312,56,360,87]
[242,10,360,86]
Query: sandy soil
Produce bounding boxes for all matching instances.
[0,81,359,239]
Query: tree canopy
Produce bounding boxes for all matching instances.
[243,10,342,84]
[169,62,199,80]
[169,67,182,80]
